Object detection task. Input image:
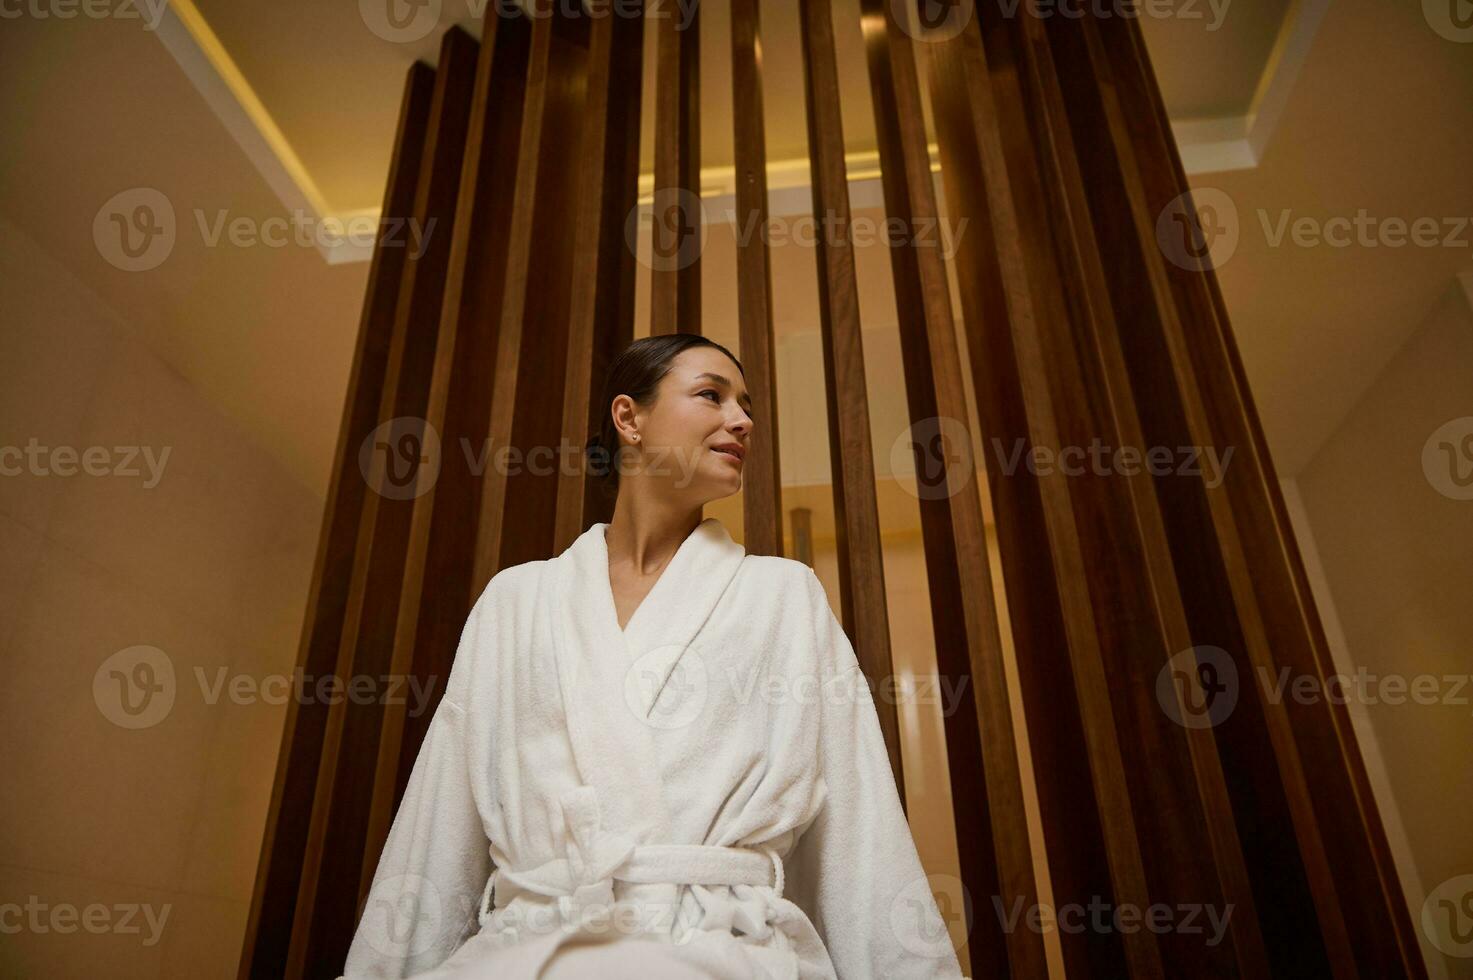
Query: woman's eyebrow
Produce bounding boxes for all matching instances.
[694,372,753,411]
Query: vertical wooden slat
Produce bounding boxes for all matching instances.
[475,0,593,586]
[729,0,783,556]
[997,4,1270,977]
[1102,12,1427,977]
[238,59,436,980]
[790,506,814,566]
[794,0,901,801]
[650,0,702,334]
[857,2,1045,975]
[555,0,646,551]
[289,26,480,979]
[360,6,534,910]
[1041,10,1349,976]
[922,7,1166,977]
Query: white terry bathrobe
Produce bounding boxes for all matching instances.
[342,517,963,979]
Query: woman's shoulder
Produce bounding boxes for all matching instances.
[739,554,820,591]
[735,555,833,631]
[466,557,553,627]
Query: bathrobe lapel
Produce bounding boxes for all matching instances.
[549,517,746,840]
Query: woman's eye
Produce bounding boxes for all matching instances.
[700,390,720,402]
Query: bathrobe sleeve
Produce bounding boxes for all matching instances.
[342,596,493,979]
[785,567,964,980]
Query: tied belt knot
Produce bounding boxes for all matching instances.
[479,786,785,942]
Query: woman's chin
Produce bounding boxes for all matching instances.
[699,463,743,497]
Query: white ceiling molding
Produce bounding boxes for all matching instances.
[156,0,1325,263]
[152,0,367,264]
[1171,0,1331,174]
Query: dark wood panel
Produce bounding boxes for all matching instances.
[555,0,646,550]
[999,5,1269,976]
[651,0,702,334]
[1038,8,1351,975]
[473,2,594,585]
[924,9,1165,978]
[857,1,1046,975]
[729,0,783,556]
[291,25,480,979]
[237,57,436,980]
[358,6,534,915]
[795,0,901,804]
[1102,13,1426,977]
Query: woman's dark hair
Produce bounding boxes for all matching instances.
[586,335,745,499]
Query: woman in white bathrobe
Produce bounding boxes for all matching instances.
[343,336,965,979]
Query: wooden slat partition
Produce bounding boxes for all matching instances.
[238,59,436,980]
[474,0,592,585]
[293,25,480,979]
[650,0,702,334]
[245,3,1428,975]
[930,1,1275,975]
[729,0,783,556]
[554,0,646,551]
[1098,12,1427,976]
[361,6,534,912]
[1041,10,1347,976]
[998,5,1271,977]
[856,2,1047,975]
[794,0,903,800]
[922,8,1167,979]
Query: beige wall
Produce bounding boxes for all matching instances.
[1288,278,1473,979]
[0,217,322,978]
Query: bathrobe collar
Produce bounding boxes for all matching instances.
[565,516,746,653]
[547,516,747,839]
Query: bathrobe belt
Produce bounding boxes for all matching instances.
[478,786,785,931]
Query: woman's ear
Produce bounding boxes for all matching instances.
[611,394,641,446]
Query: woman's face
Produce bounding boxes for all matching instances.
[614,346,754,502]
